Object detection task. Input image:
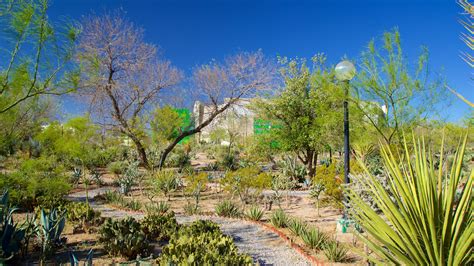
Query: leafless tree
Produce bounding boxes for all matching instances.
[158,50,275,168]
[76,11,182,167]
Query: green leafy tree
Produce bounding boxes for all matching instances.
[355,29,447,145]
[255,55,344,177]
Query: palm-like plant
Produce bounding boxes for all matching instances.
[347,136,473,265]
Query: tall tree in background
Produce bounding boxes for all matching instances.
[255,55,344,177]
[76,11,182,168]
[355,29,446,145]
[158,51,275,168]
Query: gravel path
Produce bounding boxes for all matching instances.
[67,187,312,266]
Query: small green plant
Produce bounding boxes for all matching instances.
[145,201,170,215]
[323,240,349,262]
[70,167,82,184]
[66,202,102,232]
[124,199,142,211]
[0,191,27,262]
[117,161,140,195]
[183,202,200,215]
[245,205,264,221]
[215,200,241,218]
[70,249,93,266]
[309,181,325,216]
[220,167,272,204]
[270,209,288,228]
[151,170,179,201]
[89,168,103,186]
[287,218,307,237]
[300,227,328,250]
[184,172,208,213]
[140,212,179,241]
[281,155,307,183]
[36,208,67,258]
[99,217,150,259]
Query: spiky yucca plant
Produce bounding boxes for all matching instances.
[347,136,473,265]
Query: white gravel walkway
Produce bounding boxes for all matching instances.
[67,187,313,266]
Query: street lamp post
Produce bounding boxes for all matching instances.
[335,60,356,222]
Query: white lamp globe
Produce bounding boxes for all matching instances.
[335,60,356,81]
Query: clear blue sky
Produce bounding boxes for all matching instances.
[50,0,473,122]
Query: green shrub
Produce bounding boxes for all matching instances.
[107,161,126,176]
[245,205,264,221]
[281,156,307,183]
[159,220,252,265]
[220,167,272,204]
[215,200,241,218]
[66,202,102,232]
[287,218,307,237]
[323,240,349,262]
[140,212,179,241]
[99,217,150,259]
[270,209,288,228]
[145,201,170,215]
[313,164,343,206]
[0,166,71,211]
[151,170,179,201]
[183,202,200,215]
[300,227,328,250]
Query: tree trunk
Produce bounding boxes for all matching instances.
[126,132,149,168]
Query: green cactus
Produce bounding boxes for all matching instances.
[99,217,151,260]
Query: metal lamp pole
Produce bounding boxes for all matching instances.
[335,60,355,224]
[343,79,350,185]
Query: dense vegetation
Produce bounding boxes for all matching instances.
[0,0,471,264]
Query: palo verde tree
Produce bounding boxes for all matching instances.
[255,55,344,177]
[354,29,447,145]
[0,0,79,114]
[76,11,182,168]
[0,0,79,154]
[158,50,275,168]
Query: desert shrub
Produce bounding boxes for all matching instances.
[323,240,349,262]
[220,167,272,204]
[245,205,264,221]
[215,200,241,218]
[313,164,343,206]
[66,202,102,232]
[140,212,179,241]
[300,227,328,250]
[287,218,307,237]
[281,156,307,183]
[99,217,150,259]
[166,146,191,170]
[107,161,126,176]
[183,202,200,215]
[117,161,140,195]
[219,153,239,170]
[159,220,252,265]
[184,172,208,212]
[99,191,141,211]
[151,170,179,201]
[270,209,288,228]
[145,201,170,215]
[0,162,71,210]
